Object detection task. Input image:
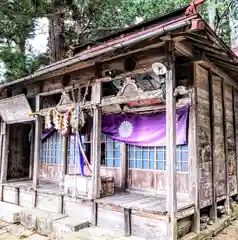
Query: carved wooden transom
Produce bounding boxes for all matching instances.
[117,77,143,97]
[57,91,73,107]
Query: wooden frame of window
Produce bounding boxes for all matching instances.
[128,144,188,172]
[101,135,120,168]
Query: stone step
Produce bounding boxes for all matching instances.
[52,216,90,239]
[20,208,66,236]
[0,201,24,223]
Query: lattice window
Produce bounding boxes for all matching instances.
[41,131,64,164]
[101,135,120,168]
[128,144,188,172]
[67,134,91,173]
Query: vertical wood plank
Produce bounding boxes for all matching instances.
[120,143,127,191]
[189,84,200,233]
[91,105,102,199]
[32,95,42,189]
[208,71,217,221]
[0,123,9,183]
[233,88,238,194]
[0,121,3,171]
[29,122,34,179]
[221,80,230,214]
[124,208,131,237]
[165,47,177,240]
[91,82,102,226]
[63,137,68,175]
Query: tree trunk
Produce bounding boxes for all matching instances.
[48,10,66,63]
[229,2,238,55]
[207,0,217,30]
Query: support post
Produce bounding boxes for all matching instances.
[189,64,200,233]
[208,70,217,222]
[233,88,238,195]
[91,105,102,199]
[91,82,102,226]
[221,79,230,214]
[32,95,42,189]
[120,143,127,191]
[165,41,177,240]
[0,122,9,184]
[29,122,34,179]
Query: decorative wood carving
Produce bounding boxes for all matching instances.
[57,91,73,107]
[117,77,143,97]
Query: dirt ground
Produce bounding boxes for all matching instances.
[213,219,238,240]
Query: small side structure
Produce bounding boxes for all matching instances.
[0,3,238,240]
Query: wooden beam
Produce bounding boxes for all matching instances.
[0,123,9,183]
[120,143,127,191]
[165,42,177,240]
[175,41,193,57]
[32,95,42,189]
[100,89,164,107]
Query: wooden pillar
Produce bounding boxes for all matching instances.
[29,122,34,179]
[208,71,217,221]
[233,88,238,195]
[120,143,127,191]
[91,105,102,199]
[0,122,9,184]
[63,137,68,176]
[32,95,42,189]
[189,85,200,233]
[221,79,230,214]
[91,82,102,226]
[165,42,177,240]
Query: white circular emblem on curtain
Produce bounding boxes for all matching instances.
[119,121,133,138]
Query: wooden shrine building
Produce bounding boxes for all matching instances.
[0,2,238,239]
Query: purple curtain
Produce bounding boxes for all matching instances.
[102,106,189,147]
[41,127,56,141]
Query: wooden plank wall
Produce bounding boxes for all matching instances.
[195,65,213,208]
[223,83,237,196]
[212,76,226,200]
[196,64,238,209]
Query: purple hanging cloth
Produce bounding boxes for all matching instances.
[102,105,189,147]
[41,127,56,141]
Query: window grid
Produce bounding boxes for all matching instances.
[67,134,90,168]
[129,144,188,172]
[101,135,120,168]
[41,131,64,164]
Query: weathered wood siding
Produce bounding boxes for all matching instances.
[196,65,213,208]
[224,82,237,195]
[212,75,226,199]
[128,170,189,194]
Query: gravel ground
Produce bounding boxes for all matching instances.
[213,219,238,240]
[0,221,47,240]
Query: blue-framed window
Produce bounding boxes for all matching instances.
[101,135,120,168]
[128,144,188,172]
[41,131,64,164]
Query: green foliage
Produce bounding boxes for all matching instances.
[0,0,236,82]
[0,46,49,82]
